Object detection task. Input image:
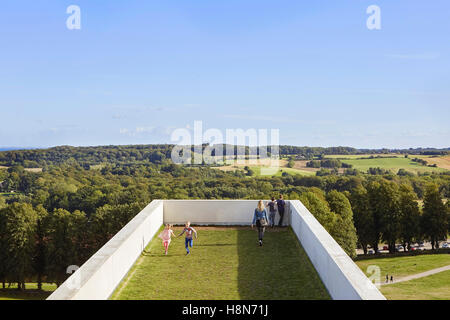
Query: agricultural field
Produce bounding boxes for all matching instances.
[216,159,318,176]
[112,227,329,300]
[215,154,449,176]
[324,154,449,174]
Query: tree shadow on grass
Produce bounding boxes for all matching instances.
[196,243,235,247]
[237,227,330,300]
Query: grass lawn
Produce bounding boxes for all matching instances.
[380,270,450,300]
[356,254,450,278]
[0,283,56,300]
[111,227,329,300]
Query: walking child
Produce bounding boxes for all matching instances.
[178,221,198,255]
[158,224,176,255]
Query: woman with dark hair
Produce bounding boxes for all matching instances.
[251,200,269,246]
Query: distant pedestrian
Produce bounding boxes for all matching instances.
[276,194,286,226]
[251,200,269,246]
[390,275,394,283]
[267,197,277,228]
[386,274,389,283]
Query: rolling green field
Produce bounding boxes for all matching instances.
[249,166,316,177]
[0,283,56,300]
[356,254,450,278]
[339,157,446,174]
[324,154,403,159]
[112,227,329,300]
[380,270,450,300]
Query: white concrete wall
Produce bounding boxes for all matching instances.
[289,200,385,300]
[47,200,163,300]
[163,200,290,226]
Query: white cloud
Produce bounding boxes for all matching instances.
[385,53,440,60]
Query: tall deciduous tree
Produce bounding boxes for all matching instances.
[349,186,375,255]
[422,184,448,249]
[377,181,401,253]
[33,205,49,291]
[300,191,335,231]
[327,190,357,258]
[46,208,86,287]
[3,203,37,290]
[0,206,9,288]
[398,185,421,251]
[366,181,383,254]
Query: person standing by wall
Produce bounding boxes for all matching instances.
[251,200,269,246]
[276,194,286,226]
[267,197,277,228]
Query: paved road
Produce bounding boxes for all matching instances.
[381,264,450,286]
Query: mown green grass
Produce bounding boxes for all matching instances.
[112,227,329,300]
[380,270,450,300]
[0,283,56,300]
[356,254,450,278]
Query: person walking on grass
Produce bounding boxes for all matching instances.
[251,200,269,247]
[267,197,277,228]
[158,224,176,255]
[178,221,198,255]
[276,194,286,226]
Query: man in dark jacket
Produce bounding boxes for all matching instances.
[276,194,286,226]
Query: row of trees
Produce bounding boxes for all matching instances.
[0,201,144,290]
[350,182,449,254]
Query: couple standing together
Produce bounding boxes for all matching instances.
[251,195,286,246]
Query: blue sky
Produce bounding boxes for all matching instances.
[0,0,449,149]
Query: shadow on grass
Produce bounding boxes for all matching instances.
[237,227,330,300]
[196,243,234,247]
[0,288,54,300]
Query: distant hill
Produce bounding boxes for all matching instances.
[0,147,30,151]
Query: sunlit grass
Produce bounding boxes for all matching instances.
[112,227,329,300]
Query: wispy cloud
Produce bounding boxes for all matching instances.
[119,126,176,138]
[385,52,441,60]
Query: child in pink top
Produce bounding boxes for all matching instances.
[158,224,176,255]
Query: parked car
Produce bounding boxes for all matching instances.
[442,243,449,248]
[383,245,389,251]
[395,245,404,252]
[410,247,416,251]
[368,249,375,255]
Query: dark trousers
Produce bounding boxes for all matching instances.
[185,238,193,253]
[256,219,265,241]
[278,209,285,226]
